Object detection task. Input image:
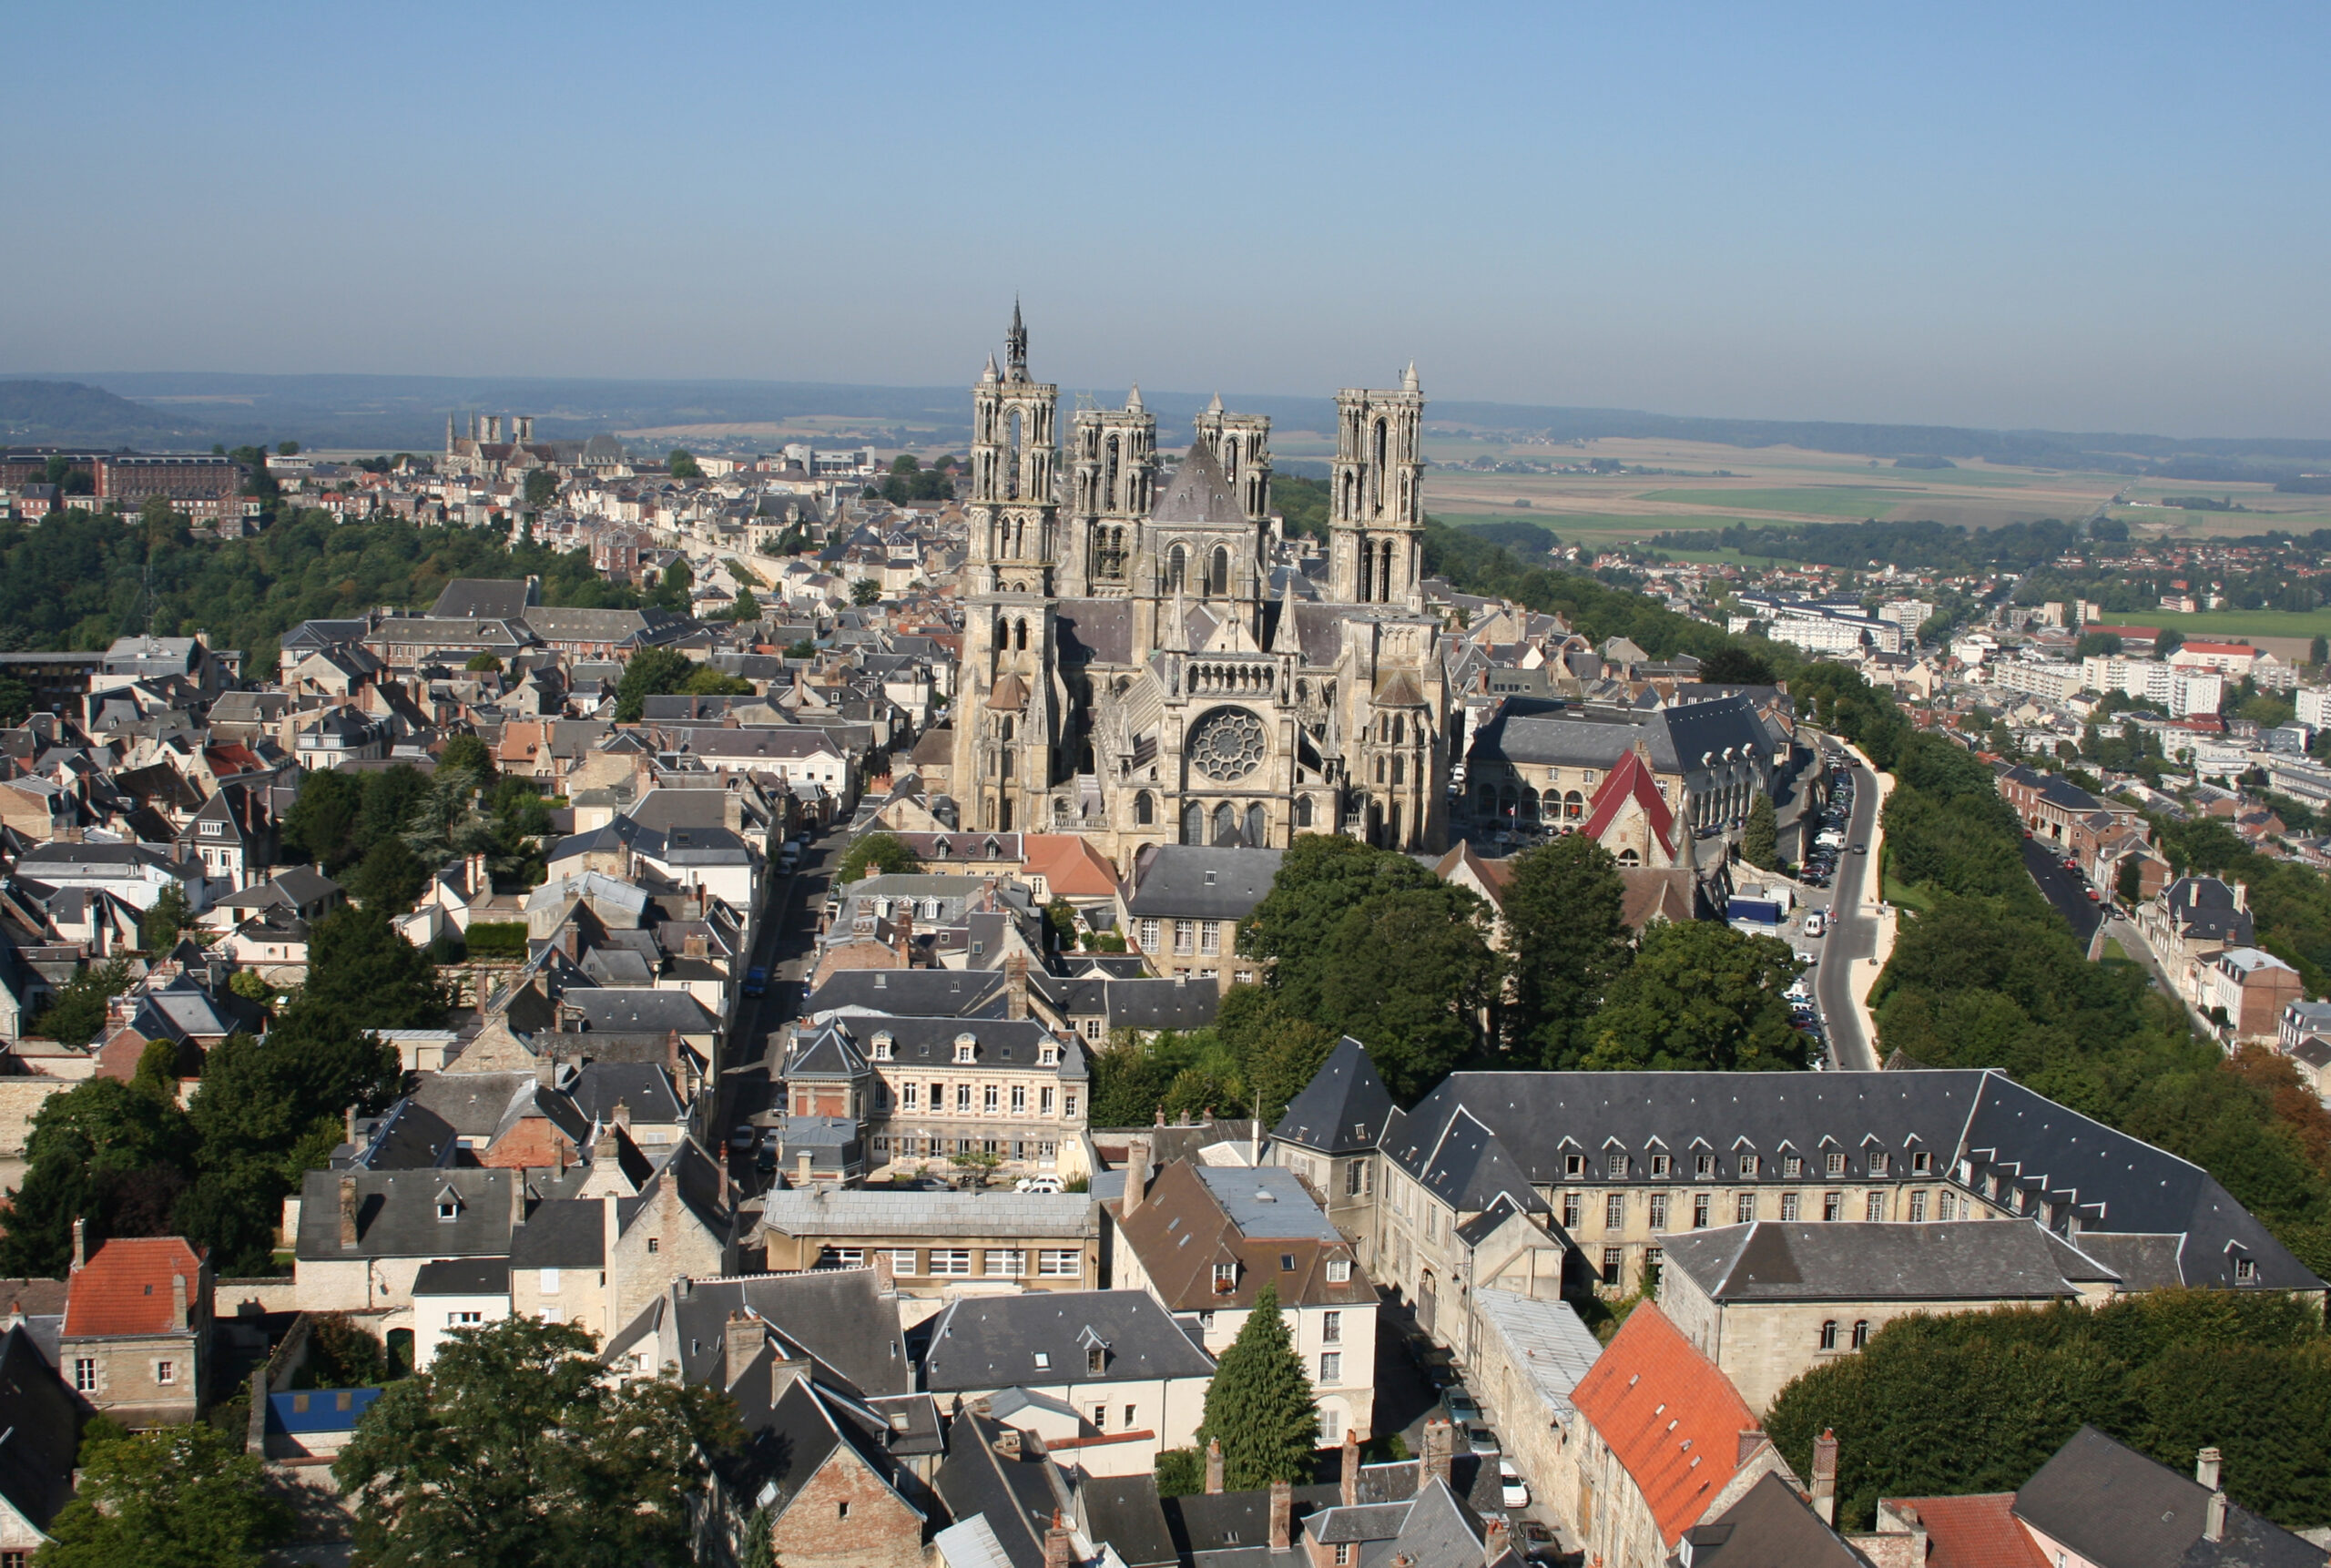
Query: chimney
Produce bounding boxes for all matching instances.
[344,1105,357,1145]
[1811,1429,1838,1526]
[1042,1511,1074,1568]
[536,1051,556,1090]
[994,1426,1023,1460]
[1007,952,1029,1021]
[1204,1437,1224,1494]
[2196,1446,2223,1490]
[1341,1427,1360,1507]
[894,908,913,968]
[873,1250,894,1294]
[1267,1481,1291,1552]
[1483,1515,1510,1562]
[170,1269,188,1331]
[510,1173,528,1228]
[614,1098,632,1131]
[71,1217,87,1272]
[338,1176,359,1248]
[1124,1144,1152,1216]
[683,931,707,960]
[1420,1418,1453,1490]
[796,1151,813,1186]
[2205,1489,2228,1543]
[725,1310,762,1386]
[1736,1428,1766,1466]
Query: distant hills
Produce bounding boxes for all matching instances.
[5,372,2330,483]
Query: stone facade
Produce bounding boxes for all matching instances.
[950,311,1450,857]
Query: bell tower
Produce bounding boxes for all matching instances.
[1328,365,1426,608]
[968,301,1060,596]
[1065,385,1156,596]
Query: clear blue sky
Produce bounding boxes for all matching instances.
[8,2,2329,436]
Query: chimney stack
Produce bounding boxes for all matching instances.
[510,1172,528,1228]
[2205,1489,2228,1544]
[895,908,913,968]
[1483,1515,1511,1561]
[1267,1481,1291,1552]
[1042,1511,1074,1568]
[1811,1429,1838,1526]
[1204,1437,1224,1494]
[338,1176,359,1249]
[993,1426,1022,1460]
[536,1051,556,1090]
[1123,1143,1152,1216]
[2196,1446,2223,1491]
[344,1104,357,1145]
[724,1310,761,1386]
[796,1151,813,1186]
[614,1099,632,1131]
[1736,1428,1767,1466]
[70,1217,87,1272]
[1420,1418,1453,1490]
[1341,1426,1360,1507]
[170,1268,188,1332]
[1007,952,1028,1020]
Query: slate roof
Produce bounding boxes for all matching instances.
[1468,691,1769,778]
[1115,1161,1368,1312]
[2160,877,2255,946]
[411,1258,511,1296]
[0,1325,79,1535]
[1077,1473,1179,1568]
[1659,1220,2111,1303]
[1677,1471,1868,1568]
[2013,1425,2322,1568]
[629,1268,910,1397]
[1272,1035,1394,1155]
[935,1411,1071,1568]
[507,1199,606,1269]
[564,988,719,1034]
[296,1167,521,1261]
[922,1290,1214,1391]
[565,1062,685,1128]
[1122,845,1284,920]
[756,1190,1092,1240]
[806,968,1007,1018]
[1150,437,1247,527]
[432,578,534,619]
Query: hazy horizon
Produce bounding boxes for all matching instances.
[9,4,2329,440]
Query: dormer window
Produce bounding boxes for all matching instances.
[1912,1151,1932,1175]
[1087,1346,1105,1376]
[1868,1152,1890,1176]
[1203,871,1216,886]
[1212,1263,1237,1294]
[2235,1257,2259,1283]
[200,821,224,837]
[1326,1257,1351,1283]
[1695,1153,1717,1177]
[954,1035,977,1064]
[1038,1044,1059,1066]
[1606,1153,1629,1179]
[1826,1152,1848,1176]
[1649,1155,1672,1177]
[872,1035,894,1062]
[1783,1155,1805,1178]
[1563,1154,1585,1178]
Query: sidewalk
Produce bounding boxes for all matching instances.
[1842,741,1896,1061]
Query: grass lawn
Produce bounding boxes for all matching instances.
[2142,606,2331,640]
[1881,872,1933,912]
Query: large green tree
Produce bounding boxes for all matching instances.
[348,835,430,910]
[38,1419,291,1568]
[0,1075,196,1276]
[1310,886,1497,1097]
[1584,920,1807,1071]
[1740,792,1778,871]
[1499,835,1632,1068]
[614,647,694,720]
[139,882,191,953]
[30,956,133,1045]
[334,1317,740,1568]
[1195,1284,1319,1489]
[280,767,364,871]
[836,831,921,882]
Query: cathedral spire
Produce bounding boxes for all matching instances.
[1401,361,1420,392]
[1006,298,1028,380]
[1126,382,1143,412]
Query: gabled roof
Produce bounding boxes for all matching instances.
[922,1290,1214,1392]
[1114,1160,1368,1312]
[2013,1425,2322,1568]
[63,1237,203,1338]
[1149,438,1247,528]
[1880,1493,2046,1568]
[1568,1300,1758,1548]
[1580,743,1676,855]
[0,1325,79,1534]
[1677,1471,1868,1568]
[1661,1220,2107,1304]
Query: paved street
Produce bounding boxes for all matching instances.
[1812,751,1881,1072]
[708,828,847,1187]
[2020,837,2103,946]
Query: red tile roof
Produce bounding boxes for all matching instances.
[1580,743,1676,857]
[64,1237,203,1338]
[1568,1301,1758,1547]
[1887,1494,2048,1568]
[1018,834,1123,899]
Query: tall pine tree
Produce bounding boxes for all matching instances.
[1197,1284,1319,1489]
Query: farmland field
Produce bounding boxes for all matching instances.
[1634,486,1958,519]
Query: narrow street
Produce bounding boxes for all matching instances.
[1812,752,1881,1072]
[709,828,847,1187]
[2020,837,2103,946]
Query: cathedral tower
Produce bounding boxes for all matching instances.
[1064,385,1155,596]
[1192,393,1272,524]
[1328,366,1426,608]
[967,300,1060,596]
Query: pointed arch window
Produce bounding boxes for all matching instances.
[1207,546,1230,598]
[1167,545,1187,593]
[1181,800,1205,846]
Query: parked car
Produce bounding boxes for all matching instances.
[743,965,769,997]
[1014,1175,1064,1194]
[1803,911,1826,938]
[1468,1426,1501,1457]
[1445,1389,1482,1425]
[729,1125,758,1152]
[1500,1461,1530,1510]
[1850,842,1867,855]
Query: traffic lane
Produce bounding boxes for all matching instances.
[713,832,846,1173]
[2021,838,2102,946]
[1812,761,1879,1072]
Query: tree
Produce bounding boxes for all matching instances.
[1196,1284,1319,1489]
[0,671,30,726]
[140,881,191,953]
[1698,646,1775,686]
[30,957,133,1045]
[523,469,557,511]
[438,732,496,786]
[1239,836,1443,1020]
[349,836,430,911]
[850,577,881,606]
[0,1074,195,1276]
[1741,792,1779,871]
[464,651,504,673]
[335,1316,740,1568]
[1583,921,1807,1072]
[1500,836,1632,1068]
[281,767,365,871]
[2312,634,2327,671]
[783,639,817,660]
[277,440,300,457]
[2117,856,2144,904]
[38,1419,290,1568]
[298,904,447,1033]
[667,449,703,480]
[729,585,758,621]
[614,646,696,721]
[682,666,754,697]
[1310,887,1497,1097]
[836,832,921,882]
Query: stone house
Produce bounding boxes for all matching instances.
[60,1227,210,1428]
[753,1189,1098,1299]
[2195,947,2306,1044]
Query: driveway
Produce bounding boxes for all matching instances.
[2020,838,2103,946]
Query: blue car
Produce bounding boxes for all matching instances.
[743,966,769,998]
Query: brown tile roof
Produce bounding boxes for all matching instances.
[1113,1159,1369,1312]
[1886,1494,2048,1568]
[1568,1300,1757,1548]
[64,1237,203,1338]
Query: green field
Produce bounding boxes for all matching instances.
[2143,607,2331,639]
[1437,511,1804,545]
[1634,486,1954,519]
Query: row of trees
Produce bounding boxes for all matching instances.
[1088,834,1810,1122]
[0,903,439,1277]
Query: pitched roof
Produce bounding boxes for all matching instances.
[1677,1471,1866,1567]
[2012,1425,2322,1568]
[1660,1220,2108,1303]
[1018,834,1122,899]
[63,1237,203,1337]
[1114,1161,1369,1311]
[1882,1494,2047,1568]
[1580,743,1676,855]
[1272,1035,1396,1156]
[922,1290,1214,1391]
[0,1325,79,1534]
[1567,1300,1758,1548]
[1150,438,1247,528]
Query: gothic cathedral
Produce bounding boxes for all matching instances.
[948,307,1451,859]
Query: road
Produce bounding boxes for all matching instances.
[708,828,847,1188]
[1812,750,1881,1073]
[2020,838,2103,947]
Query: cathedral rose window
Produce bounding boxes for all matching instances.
[1189,708,1267,782]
